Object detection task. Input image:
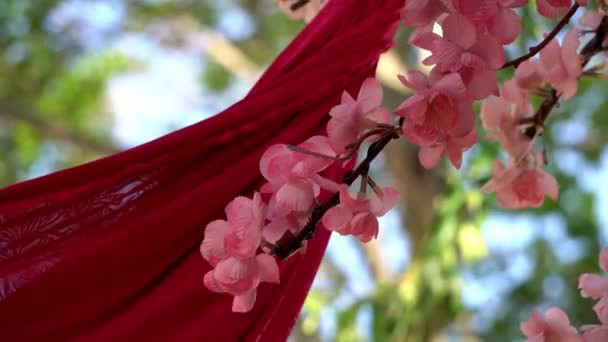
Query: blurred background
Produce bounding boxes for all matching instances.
[1,0,607,340]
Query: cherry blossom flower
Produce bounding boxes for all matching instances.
[395,70,476,169]
[539,28,583,99]
[322,184,399,242]
[501,60,546,109]
[579,248,608,299]
[204,254,279,312]
[416,13,505,74]
[200,192,266,265]
[401,0,452,27]
[480,154,559,209]
[259,136,338,212]
[454,0,529,44]
[582,325,608,342]
[327,78,390,154]
[480,93,534,158]
[521,307,582,341]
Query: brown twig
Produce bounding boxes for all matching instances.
[287,126,399,161]
[501,4,580,69]
[291,0,310,11]
[525,15,608,138]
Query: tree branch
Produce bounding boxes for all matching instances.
[525,15,608,138]
[0,107,120,155]
[501,4,580,69]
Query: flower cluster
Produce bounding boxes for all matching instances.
[200,78,400,312]
[520,247,608,342]
[398,0,593,209]
[201,0,607,314]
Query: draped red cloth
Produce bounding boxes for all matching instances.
[0,1,402,340]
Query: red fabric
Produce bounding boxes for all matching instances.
[0,1,402,340]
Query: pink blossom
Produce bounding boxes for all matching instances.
[501,60,546,110]
[395,70,476,169]
[480,94,534,158]
[401,0,452,27]
[204,254,279,313]
[520,307,582,342]
[582,325,608,342]
[417,13,505,73]
[417,127,477,169]
[481,156,559,209]
[327,78,390,154]
[259,136,338,212]
[594,296,608,325]
[539,28,583,99]
[454,0,528,44]
[579,274,608,299]
[322,185,399,242]
[200,192,266,265]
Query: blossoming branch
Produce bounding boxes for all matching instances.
[200,0,608,318]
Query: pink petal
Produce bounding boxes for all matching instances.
[418,145,444,170]
[259,144,294,183]
[540,37,563,72]
[262,220,289,244]
[432,73,467,99]
[470,34,505,69]
[442,13,477,50]
[358,77,383,113]
[490,8,521,44]
[351,212,379,242]
[445,142,464,169]
[370,187,400,216]
[338,185,372,213]
[395,95,428,123]
[327,117,359,154]
[322,206,353,233]
[461,67,499,100]
[580,11,603,29]
[426,39,464,72]
[203,270,225,293]
[600,247,608,273]
[480,95,510,130]
[232,289,257,313]
[296,135,336,173]
[201,220,230,266]
[276,181,315,212]
[539,170,559,201]
[256,253,280,284]
[536,0,570,19]
[214,258,252,284]
[579,273,608,299]
[409,27,441,51]
[562,29,582,78]
[310,173,341,193]
[398,70,429,91]
[520,310,545,337]
[594,296,608,324]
